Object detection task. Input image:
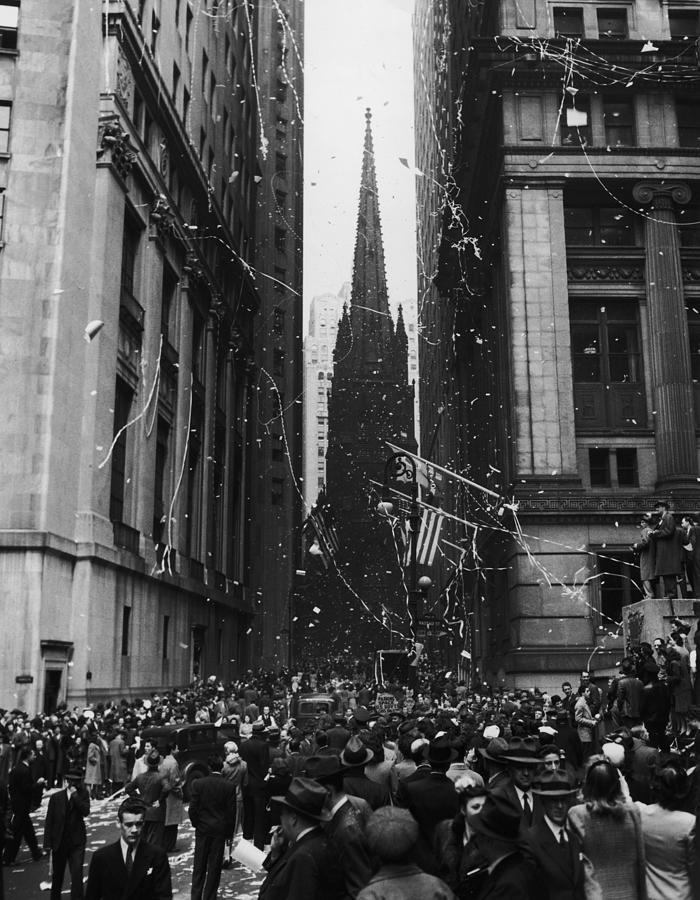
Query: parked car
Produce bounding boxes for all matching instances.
[290,693,340,732]
[139,723,238,799]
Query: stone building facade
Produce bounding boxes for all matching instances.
[252,0,304,669]
[0,0,291,712]
[414,0,700,690]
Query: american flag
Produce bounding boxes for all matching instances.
[402,508,443,567]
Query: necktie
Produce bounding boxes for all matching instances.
[559,828,567,846]
[522,794,532,826]
[125,846,133,875]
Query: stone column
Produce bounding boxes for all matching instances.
[632,181,695,487]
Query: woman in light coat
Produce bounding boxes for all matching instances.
[574,686,599,759]
[636,760,696,900]
[567,758,647,900]
[84,736,103,799]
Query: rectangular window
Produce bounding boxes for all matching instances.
[192,311,205,382]
[210,71,217,121]
[564,206,636,246]
[273,348,285,376]
[150,10,160,54]
[686,304,700,379]
[183,87,190,126]
[0,100,11,153]
[162,615,170,659]
[110,378,134,523]
[0,190,6,242]
[589,448,611,486]
[201,50,209,99]
[676,97,700,149]
[172,63,180,105]
[274,225,286,253]
[679,207,700,248]
[560,94,591,147]
[596,551,641,625]
[271,477,284,505]
[597,8,628,39]
[553,6,584,37]
[217,629,223,664]
[273,308,285,333]
[669,8,699,39]
[120,217,140,300]
[603,97,635,147]
[275,152,287,177]
[121,606,131,656]
[275,189,287,211]
[186,6,193,55]
[570,300,646,429]
[616,448,638,486]
[153,418,169,544]
[161,267,177,343]
[0,2,19,50]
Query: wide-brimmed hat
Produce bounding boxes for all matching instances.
[503,737,540,765]
[532,769,578,797]
[423,736,458,765]
[352,706,371,725]
[478,736,509,763]
[469,792,521,842]
[270,776,332,822]
[304,754,347,782]
[252,722,265,734]
[340,735,374,767]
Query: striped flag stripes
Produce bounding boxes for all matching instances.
[402,509,443,567]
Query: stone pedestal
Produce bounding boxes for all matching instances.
[623,597,700,648]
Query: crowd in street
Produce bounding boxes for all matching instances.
[0,621,699,900]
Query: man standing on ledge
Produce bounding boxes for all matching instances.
[85,797,172,900]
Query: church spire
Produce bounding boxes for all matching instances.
[348,108,393,369]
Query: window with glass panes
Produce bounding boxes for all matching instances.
[679,207,700,247]
[0,2,19,50]
[676,97,700,149]
[603,97,635,147]
[0,101,11,152]
[553,6,584,37]
[595,550,641,626]
[564,206,637,245]
[597,8,628,38]
[669,8,699,38]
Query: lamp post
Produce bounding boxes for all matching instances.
[378,452,431,655]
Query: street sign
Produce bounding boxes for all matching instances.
[15,674,33,684]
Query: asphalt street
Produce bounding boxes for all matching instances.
[4,791,265,899]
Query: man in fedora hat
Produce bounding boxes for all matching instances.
[305,755,373,899]
[398,736,459,875]
[258,777,344,900]
[469,793,540,900]
[491,737,543,829]
[526,770,584,900]
[43,764,90,900]
[239,721,271,849]
[340,736,384,810]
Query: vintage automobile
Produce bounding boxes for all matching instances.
[289,693,340,732]
[139,722,238,799]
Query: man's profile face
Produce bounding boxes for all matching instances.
[119,812,144,847]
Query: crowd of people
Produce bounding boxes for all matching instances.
[632,499,700,602]
[0,626,699,899]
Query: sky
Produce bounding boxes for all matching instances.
[303,0,417,333]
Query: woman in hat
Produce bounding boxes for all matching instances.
[567,758,646,900]
[635,760,695,900]
[433,771,488,899]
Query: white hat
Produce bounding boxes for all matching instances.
[483,725,500,740]
[410,738,429,756]
[602,742,625,767]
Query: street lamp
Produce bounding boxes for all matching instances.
[378,452,432,649]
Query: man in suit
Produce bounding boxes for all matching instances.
[43,766,90,900]
[470,793,540,900]
[491,738,544,830]
[340,736,385,810]
[84,797,172,900]
[189,755,237,900]
[3,746,44,864]
[326,715,351,753]
[258,777,344,900]
[526,770,584,900]
[305,755,373,900]
[400,737,459,875]
[239,721,271,848]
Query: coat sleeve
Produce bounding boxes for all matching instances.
[188,780,200,828]
[43,796,55,851]
[84,850,104,900]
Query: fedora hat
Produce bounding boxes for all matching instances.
[469,792,521,842]
[478,736,509,763]
[270,777,332,822]
[503,736,540,765]
[532,769,578,797]
[352,706,371,725]
[340,735,374,767]
[423,736,458,766]
[304,754,347,782]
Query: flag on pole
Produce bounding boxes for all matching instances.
[403,508,443,566]
[304,494,340,569]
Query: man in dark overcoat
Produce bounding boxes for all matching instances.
[239,721,271,848]
[84,797,171,900]
[189,755,237,900]
[490,737,544,830]
[258,777,344,900]
[43,766,90,900]
[526,770,584,900]
[3,746,44,864]
[649,500,683,598]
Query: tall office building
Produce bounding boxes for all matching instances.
[253,0,304,668]
[303,284,348,505]
[414,0,700,690]
[0,0,281,711]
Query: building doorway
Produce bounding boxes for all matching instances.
[43,669,62,715]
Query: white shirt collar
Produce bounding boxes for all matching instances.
[514,785,532,806]
[543,815,567,842]
[295,825,318,844]
[120,839,138,864]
